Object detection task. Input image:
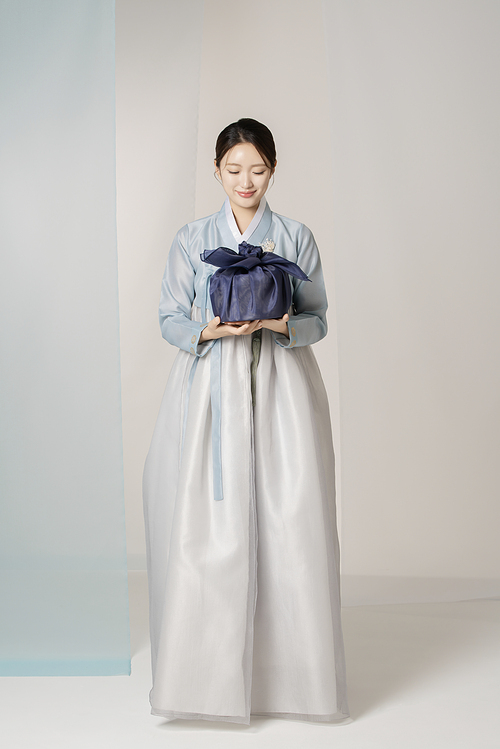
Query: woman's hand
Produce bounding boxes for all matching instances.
[199,316,263,342]
[259,313,290,338]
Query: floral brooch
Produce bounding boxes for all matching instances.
[261,238,275,252]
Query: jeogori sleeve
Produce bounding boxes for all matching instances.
[271,222,328,349]
[159,226,215,357]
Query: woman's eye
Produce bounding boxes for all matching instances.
[227,170,266,175]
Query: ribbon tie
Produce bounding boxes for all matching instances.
[201,241,311,282]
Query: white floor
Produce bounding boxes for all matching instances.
[1,572,499,749]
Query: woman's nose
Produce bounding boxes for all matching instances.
[241,173,253,187]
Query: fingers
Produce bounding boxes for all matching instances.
[233,322,253,335]
[221,319,262,336]
[202,316,221,340]
[208,316,265,337]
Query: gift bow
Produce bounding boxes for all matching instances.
[200,241,311,282]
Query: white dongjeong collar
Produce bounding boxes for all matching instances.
[224,195,267,244]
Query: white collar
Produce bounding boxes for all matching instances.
[224,195,267,244]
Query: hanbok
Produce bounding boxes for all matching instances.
[143,196,349,724]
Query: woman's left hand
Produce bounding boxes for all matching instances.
[259,313,290,338]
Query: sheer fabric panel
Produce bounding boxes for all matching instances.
[0,0,130,675]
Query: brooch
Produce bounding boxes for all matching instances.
[261,238,275,252]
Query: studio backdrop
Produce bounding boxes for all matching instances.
[117,0,500,604]
[1,0,498,676]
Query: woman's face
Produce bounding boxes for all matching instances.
[215,142,275,212]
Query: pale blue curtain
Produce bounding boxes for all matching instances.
[0,0,130,675]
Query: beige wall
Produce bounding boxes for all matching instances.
[115,0,204,566]
[116,0,342,569]
[116,0,500,593]
[323,0,500,579]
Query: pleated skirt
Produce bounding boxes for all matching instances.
[142,305,349,724]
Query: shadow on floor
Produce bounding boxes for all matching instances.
[341,598,500,719]
[129,570,500,728]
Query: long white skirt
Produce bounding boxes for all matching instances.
[143,305,349,724]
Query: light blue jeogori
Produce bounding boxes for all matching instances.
[158,196,328,501]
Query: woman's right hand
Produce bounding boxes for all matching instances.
[199,316,262,342]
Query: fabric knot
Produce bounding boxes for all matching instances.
[238,241,264,258]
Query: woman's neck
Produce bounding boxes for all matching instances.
[229,201,258,235]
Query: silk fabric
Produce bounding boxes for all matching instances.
[143,199,349,723]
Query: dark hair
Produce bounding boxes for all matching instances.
[215,118,276,171]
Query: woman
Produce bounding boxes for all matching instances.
[143,118,349,725]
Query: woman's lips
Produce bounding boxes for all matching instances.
[236,191,256,198]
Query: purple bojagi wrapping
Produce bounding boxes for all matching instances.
[200,241,311,322]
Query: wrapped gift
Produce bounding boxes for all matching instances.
[200,241,311,322]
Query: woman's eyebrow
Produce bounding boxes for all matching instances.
[225,162,267,167]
